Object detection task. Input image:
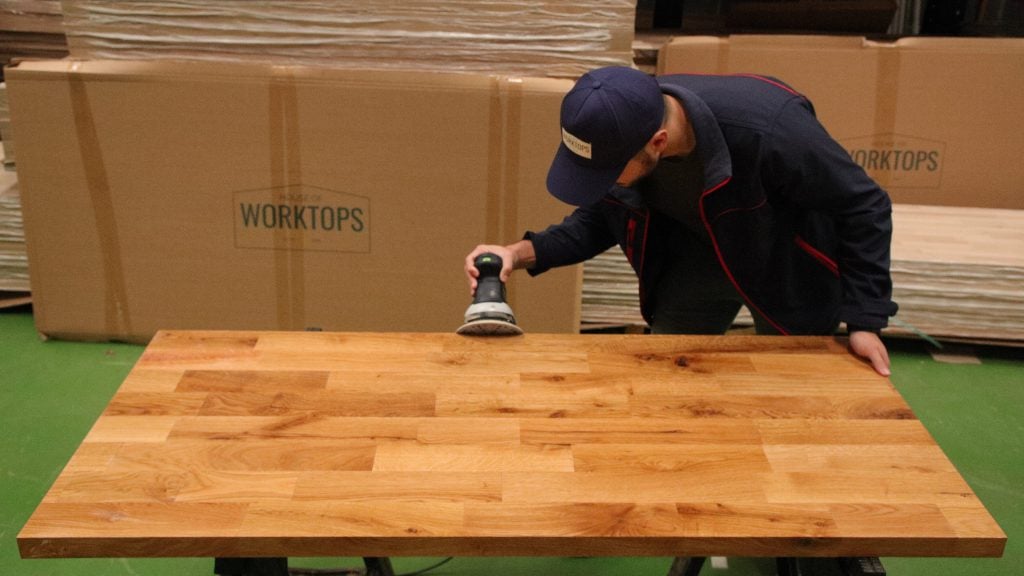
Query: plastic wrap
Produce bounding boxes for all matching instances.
[61,0,636,77]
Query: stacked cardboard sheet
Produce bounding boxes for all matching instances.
[582,204,1024,343]
[0,83,14,168]
[59,0,635,77]
[0,163,29,292]
[0,0,69,79]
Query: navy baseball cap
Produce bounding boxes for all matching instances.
[546,66,665,206]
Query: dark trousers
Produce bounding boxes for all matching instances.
[649,231,779,336]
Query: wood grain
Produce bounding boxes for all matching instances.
[18,331,1006,560]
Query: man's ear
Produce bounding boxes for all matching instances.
[648,129,670,154]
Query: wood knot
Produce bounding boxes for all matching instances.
[444,354,470,366]
[689,406,725,417]
[674,356,689,367]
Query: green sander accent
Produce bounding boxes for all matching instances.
[456,252,524,336]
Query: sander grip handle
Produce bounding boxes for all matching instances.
[473,253,506,304]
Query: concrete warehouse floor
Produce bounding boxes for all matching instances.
[2,306,1021,576]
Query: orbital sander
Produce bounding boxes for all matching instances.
[456,252,523,336]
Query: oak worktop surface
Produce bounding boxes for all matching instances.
[18,331,1006,559]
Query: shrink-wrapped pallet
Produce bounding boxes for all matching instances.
[60,0,635,77]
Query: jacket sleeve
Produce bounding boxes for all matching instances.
[524,204,618,276]
[764,97,898,330]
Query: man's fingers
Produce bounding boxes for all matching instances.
[863,342,891,376]
[870,350,891,376]
[874,345,892,376]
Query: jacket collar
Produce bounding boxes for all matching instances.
[658,82,732,193]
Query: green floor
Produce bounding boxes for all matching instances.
[2,307,1020,576]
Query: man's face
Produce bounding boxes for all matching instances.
[616,148,659,188]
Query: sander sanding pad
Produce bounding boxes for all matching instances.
[456,319,524,336]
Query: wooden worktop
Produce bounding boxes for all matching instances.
[18,331,1006,559]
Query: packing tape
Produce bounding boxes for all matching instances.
[68,71,133,338]
[715,39,730,75]
[503,78,524,314]
[267,67,306,330]
[485,77,525,313]
[485,77,504,246]
[873,45,902,189]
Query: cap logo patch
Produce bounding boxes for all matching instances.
[561,127,592,160]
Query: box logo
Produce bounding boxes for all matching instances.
[841,134,945,188]
[234,184,370,252]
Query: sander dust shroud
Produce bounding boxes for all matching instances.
[456,252,524,336]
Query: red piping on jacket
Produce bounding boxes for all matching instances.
[624,208,650,316]
[605,197,651,320]
[638,210,649,280]
[625,217,636,263]
[795,235,840,277]
[636,209,651,314]
[699,177,792,336]
[734,74,802,96]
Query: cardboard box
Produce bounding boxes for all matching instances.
[6,59,581,342]
[658,35,1024,209]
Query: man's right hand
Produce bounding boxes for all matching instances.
[464,245,516,295]
[464,240,536,296]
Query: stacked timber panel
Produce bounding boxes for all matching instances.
[581,204,1024,344]
[888,205,1024,343]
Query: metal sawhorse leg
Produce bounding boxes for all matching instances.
[669,556,885,576]
[668,556,706,576]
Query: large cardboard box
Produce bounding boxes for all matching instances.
[6,60,581,342]
[658,35,1024,209]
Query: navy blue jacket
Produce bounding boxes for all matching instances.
[527,73,898,334]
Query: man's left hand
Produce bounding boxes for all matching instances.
[849,330,891,376]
